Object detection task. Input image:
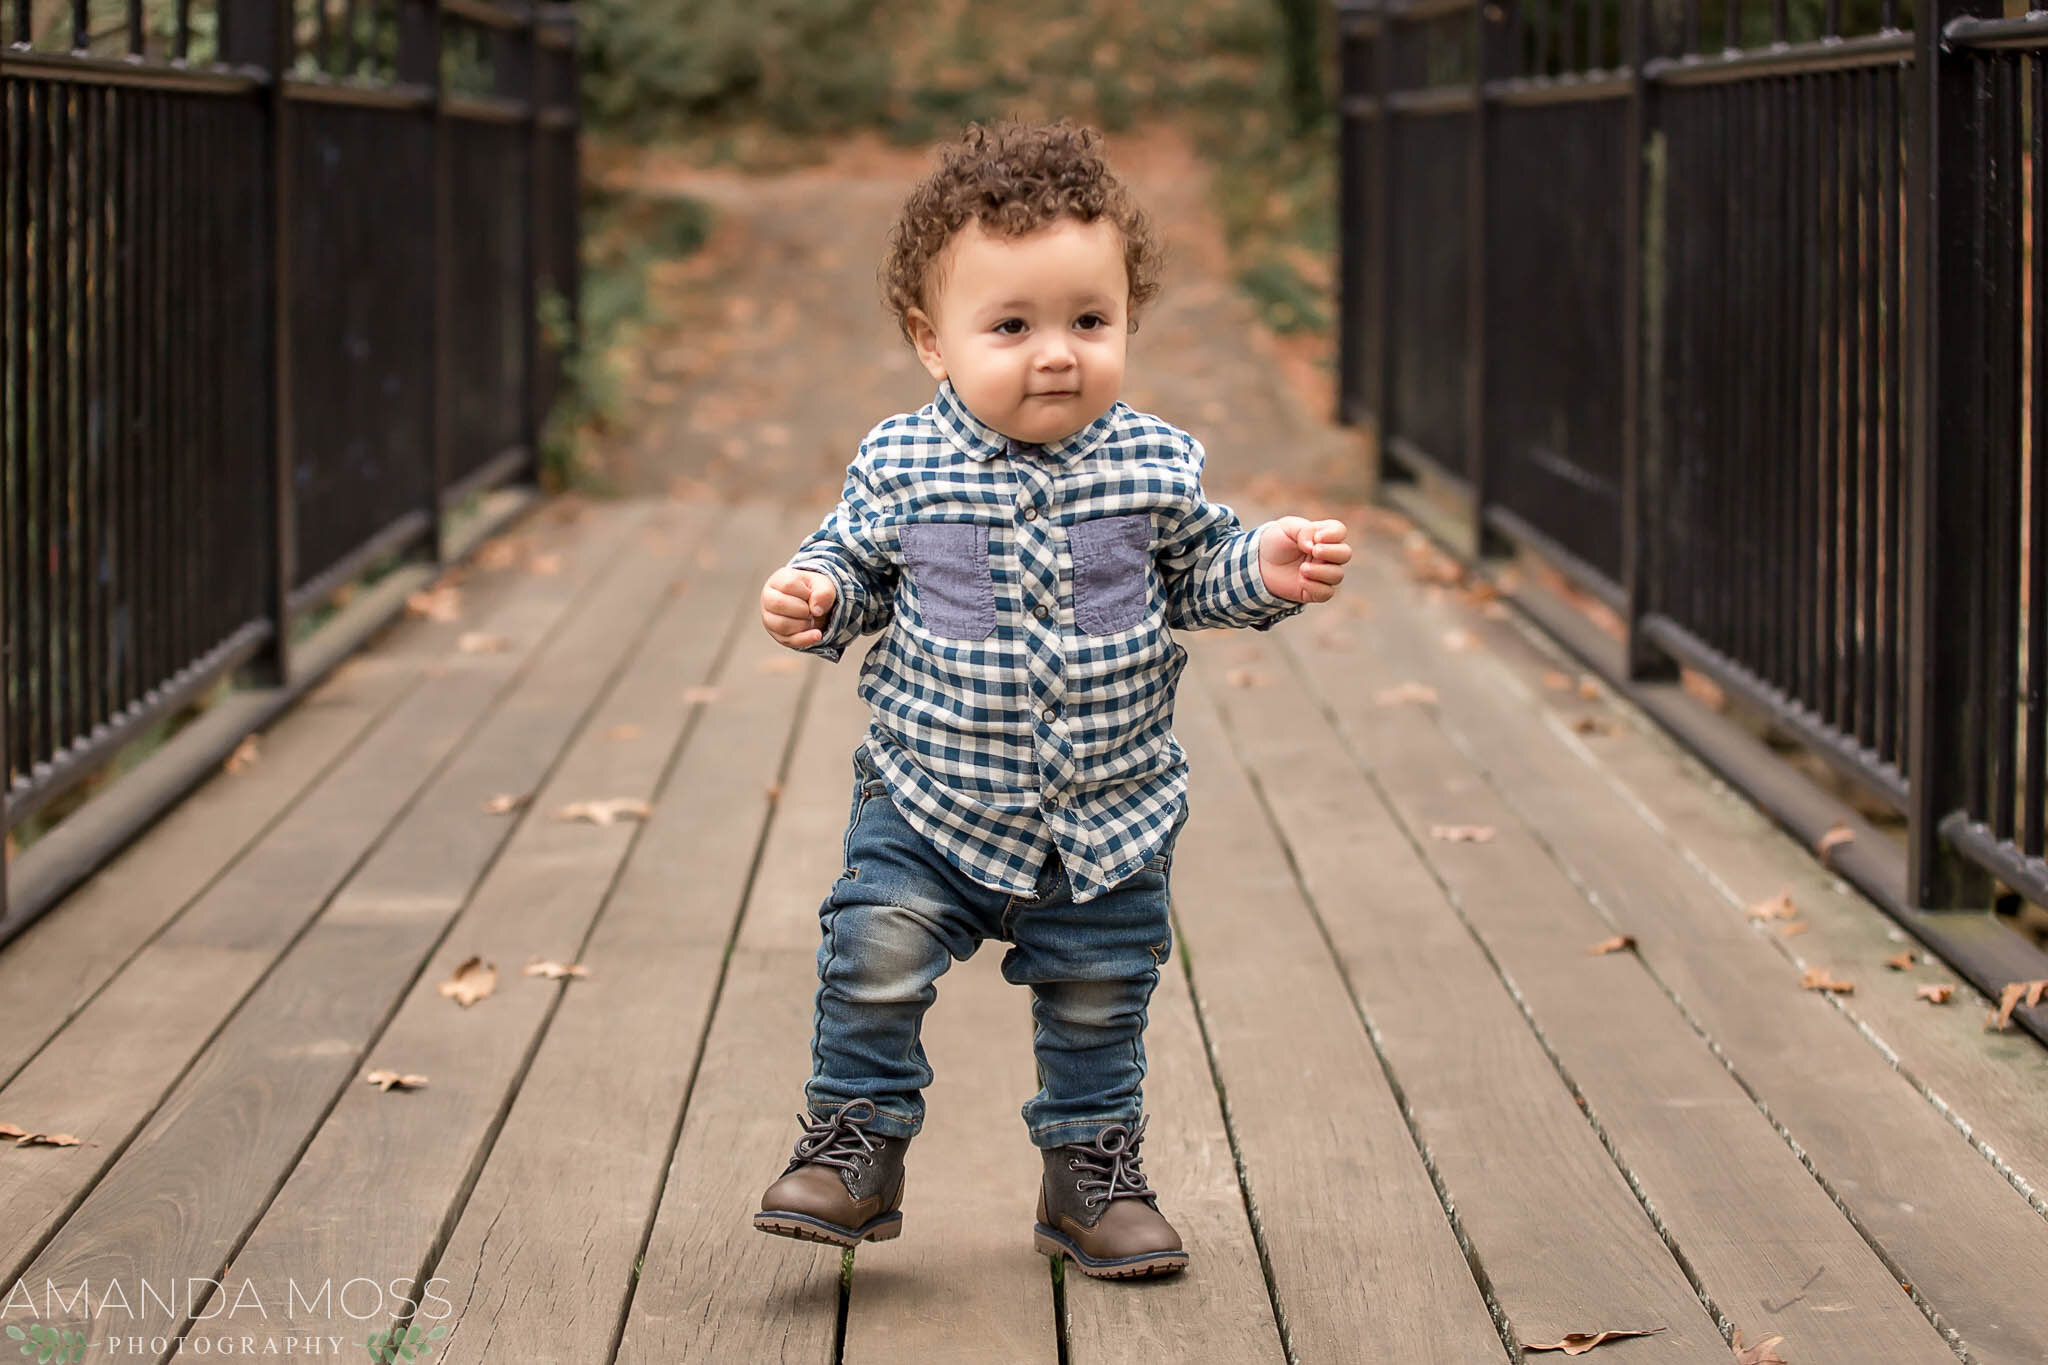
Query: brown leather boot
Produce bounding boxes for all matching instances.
[752,1097,910,1248]
[1032,1113,1188,1278]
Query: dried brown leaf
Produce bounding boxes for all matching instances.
[1542,671,1572,691]
[604,724,643,742]
[1571,715,1614,737]
[0,1123,22,1139]
[1374,682,1439,707]
[1746,890,1798,921]
[1730,1331,1788,1364]
[1430,824,1496,844]
[1799,968,1854,995]
[1522,1326,1667,1355]
[554,798,652,826]
[681,685,723,705]
[1587,935,1637,956]
[13,1131,83,1148]
[405,585,462,622]
[474,537,523,571]
[458,632,512,654]
[528,552,562,577]
[438,955,497,1007]
[1988,978,2048,1030]
[1576,675,1603,701]
[1778,921,1810,938]
[1816,821,1855,865]
[1884,950,1917,971]
[522,959,590,981]
[482,792,529,816]
[1224,668,1273,688]
[224,735,261,775]
[363,1069,429,1092]
[1916,983,1956,1005]
[1442,628,1479,653]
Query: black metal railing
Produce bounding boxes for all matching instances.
[1339,0,2048,957]
[2,0,580,924]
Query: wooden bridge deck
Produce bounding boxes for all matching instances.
[2,490,2044,1365]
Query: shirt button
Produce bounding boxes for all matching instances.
[1043,795,1059,812]
[1022,506,1038,521]
[1042,707,1056,723]
[1033,604,1050,620]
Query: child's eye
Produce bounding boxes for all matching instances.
[995,319,1026,335]
[1076,314,1105,330]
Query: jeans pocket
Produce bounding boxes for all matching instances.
[901,521,997,640]
[1069,513,1151,634]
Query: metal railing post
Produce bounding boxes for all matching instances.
[400,0,446,559]
[1623,0,1676,680]
[1470,0,1513,556]
[1907,0,1999,908]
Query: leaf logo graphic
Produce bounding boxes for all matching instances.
[363,1323,449,1362]
[5,1323,88,1363]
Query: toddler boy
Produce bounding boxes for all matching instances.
[752,119,1350,1279]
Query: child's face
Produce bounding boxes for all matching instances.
[904,216,1130,446]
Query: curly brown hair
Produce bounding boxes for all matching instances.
[879,119,1164,343]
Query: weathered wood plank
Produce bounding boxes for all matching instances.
[407,512,825,1365]
[615,644,877,1364]
[1370,536,2048,1362]
[1181,636,1731,1360]
[1160,656,1506,1364]
[0,503,598,1087]
[1255,515,1956,1363]
[0,500,669,1344]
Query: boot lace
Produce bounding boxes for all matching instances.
[786,1097,887,1176]
[1064,1114,1155,1209]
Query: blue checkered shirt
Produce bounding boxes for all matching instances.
[787,379,1306,903]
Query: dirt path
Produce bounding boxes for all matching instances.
[584,124,1373,519]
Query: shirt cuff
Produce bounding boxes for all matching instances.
[786,554,859,662]
[1243,524,1309,631]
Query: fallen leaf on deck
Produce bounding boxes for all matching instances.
[458,632,512,654]
[1779,922,1810,937]
[1442,629,1478,652]
[605,724,643,741]
[1587,935,1637,955]
[757,655,804,674]
[1800,968,1854,994]
[1746,890,1798,921]
[1571,716,1613,736]
[224,735,261,775]
[1987,978,2048,1030]
[555,798,652,826]
[1224,668,1272,688]
[1885,950,1917,971]
[482,792,529,815]
[765,780,784,800]
[1374,682,1438,707]
[1815,822,1855,865]
[1482,601,1511,620]
[438,956,497,1007]
[1916,983,1955,1004]
[1461,579,1501,606]
[1730,1331,1788,1364]
[475,538,523,571]
[1521,1326,1666,1355]
[363,1069,429,1092]
[528,552,562,576]
[681,685,723,705]
[523,959,590,981]
[1577,676,1603,700]
[1542,671,1572,691]
[9,1130,84,1148]
[405,585,462,621]
[1430,824,1496,843]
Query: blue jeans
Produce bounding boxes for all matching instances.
[805,741,1183,1150]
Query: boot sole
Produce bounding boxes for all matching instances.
[1033,1224,1188,1278]
[753,1210,903,1248]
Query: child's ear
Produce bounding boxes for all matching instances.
[905,308,948,382]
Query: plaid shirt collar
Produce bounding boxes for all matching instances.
[933,379,1117,467]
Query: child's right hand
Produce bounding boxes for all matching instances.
[761,567,838,650]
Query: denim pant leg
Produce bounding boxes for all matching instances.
[805,748,1014,1141]
[1001,827,1180,1151]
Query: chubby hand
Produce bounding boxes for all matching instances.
[762,566,837,649]
[1257,517,1351,606]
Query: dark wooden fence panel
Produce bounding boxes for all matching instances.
[1,0,582,926]
[1337,0,2048,1020]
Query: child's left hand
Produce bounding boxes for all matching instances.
[1257,517,1351,606]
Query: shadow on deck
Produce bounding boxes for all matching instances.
[0,490,2042,1365]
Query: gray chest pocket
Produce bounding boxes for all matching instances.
[1069,513,1152,634]
[900,521,997,640]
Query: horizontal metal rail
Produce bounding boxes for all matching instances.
[1943,12,2048,50]
[1646,30,1915,85]
[0,49,265,93]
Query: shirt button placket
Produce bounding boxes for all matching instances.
[1008,454,1074,820]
